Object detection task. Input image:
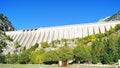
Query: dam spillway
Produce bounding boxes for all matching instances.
[5,21,120,49]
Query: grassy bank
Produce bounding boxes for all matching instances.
[0,64,58,68]
[0,64,118,68]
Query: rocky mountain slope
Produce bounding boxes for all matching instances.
[104,11,120,22]
[0,13,15,55]
[0,13,15,31]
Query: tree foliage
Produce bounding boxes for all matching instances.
[43,50,59,64]
[74,44,91,63]
[18,51,30,64]
[5,53,18,64]
[115,24,120,31]
[0,40,6,53]
[0,54,5,63]
[29,48,45,64]
[58,46,73,61]
[91,39,105,64]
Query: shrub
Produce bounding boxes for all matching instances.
[0,54,5,63]
[41,42,49,48]
[108,28,115,34]
[15,43,20,48]
[0,40,6,53]
[5,53,18,64]
[6,36,13,41]
[29,43,39,51]
[115,24,120,31]
[101,52,110,64]
[96,33,105,38]
[18,51,30,64]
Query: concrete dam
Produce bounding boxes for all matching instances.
[5,21,120,49]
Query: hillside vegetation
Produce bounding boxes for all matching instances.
[0,23,120,64]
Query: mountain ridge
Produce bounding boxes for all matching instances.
[104,11,120,22]
[0,13,15,31]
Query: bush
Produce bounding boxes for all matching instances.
[6,36,13,41]
[96,33,105,38]
[91,55,99,64]
[18,51,30,64]
[115,24,120,31]
[0,40,6,53]
[15,43,20,48]
[41,42,49,48]
[0,54,5,63]
[5,53,18,64]
[29,43,39,51]
[108,28,115,34]
[101,52,111,64]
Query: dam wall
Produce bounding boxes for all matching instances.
[5,21,120,49]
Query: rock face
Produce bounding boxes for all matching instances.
[0,13,15,31]
[0,13,15,55]
[104,11,120,22]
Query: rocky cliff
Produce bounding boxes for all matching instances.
[104,11,120,22]
[0,13,15,31]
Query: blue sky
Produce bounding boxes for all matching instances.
[0,0,120,30]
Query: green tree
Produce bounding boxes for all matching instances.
[29,48,45,64]
[18,51,30,64]
[58,46,73,61]
[91,39,105,64]
[101,38,111,64]
[74,44,92,63]
[117,36,120,59]
[106,33,120,63]
[43,50,59,64]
